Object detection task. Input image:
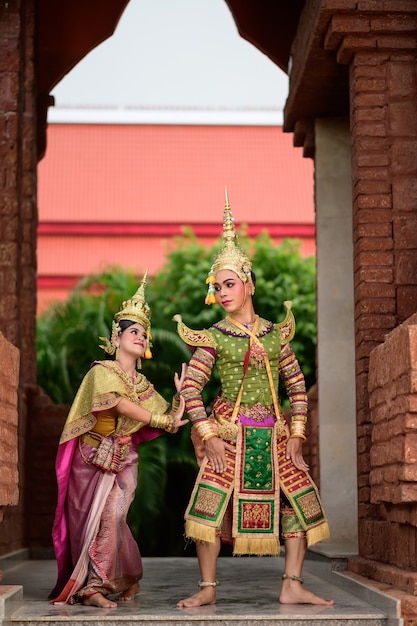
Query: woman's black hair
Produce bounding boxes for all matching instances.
[250,270,256,287]
[103,319,137,360]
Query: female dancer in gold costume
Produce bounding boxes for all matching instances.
[50,273,187,608]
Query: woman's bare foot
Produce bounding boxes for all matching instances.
[177,586,216,608]
[115,582,140,601]
[279,577,335,606]
[82,592,117,608]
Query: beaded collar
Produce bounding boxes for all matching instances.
[212,316,272,338]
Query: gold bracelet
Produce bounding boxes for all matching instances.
[289,433,307,442]
[195,421,218,442]
[171,394,180,412]
[149,412,175,433]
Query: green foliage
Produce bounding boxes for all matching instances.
[36,268,140,404]
[37,230,316,555]
[150,229,317,393]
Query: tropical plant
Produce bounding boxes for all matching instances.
[37,230,316,555]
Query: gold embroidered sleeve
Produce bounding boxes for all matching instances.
[180,347,217,441]
[279,342,307,441]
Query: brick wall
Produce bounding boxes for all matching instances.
[25,387,69,552]
[0,0,38,554]
[350,42,417,568]
[349,313,417,597]
[0,333,19,531]
[324,5,417,570]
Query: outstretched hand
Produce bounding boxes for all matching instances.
[170,395,188,433]
[174,362,187,394]
[285,437,309,472]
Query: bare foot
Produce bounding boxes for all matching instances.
[177,586,216,607]
[279,577,335,606]
[115,582,140,601]
[82,592,118,608]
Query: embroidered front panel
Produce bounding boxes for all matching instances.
[238,500,275,532]
[191,486,227,521]
[240,426,275,493]
[293,489,326,525]
[185,448,236,528]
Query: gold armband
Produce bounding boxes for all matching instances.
[289,420,307,442]
[195,420,218,442]
[149,412,175,434]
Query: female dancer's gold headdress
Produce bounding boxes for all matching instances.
[205,190,252,304]
[99,271,152,358]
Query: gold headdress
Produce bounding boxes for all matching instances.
[99,270,152,359]
[205,189,252,304]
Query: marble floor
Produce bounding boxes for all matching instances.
[1,555,397,625]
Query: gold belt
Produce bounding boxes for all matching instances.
[239,402,276,422]
[80,432,103,449]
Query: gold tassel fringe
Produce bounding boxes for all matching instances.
[307,522,330,547]
[185,520,217,544]
[233,537,280,557]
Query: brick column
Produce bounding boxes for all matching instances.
[0,0,37,381]
[324,3,417,565]
[0,0,38,555]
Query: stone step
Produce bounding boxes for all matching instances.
[0,556,399,626]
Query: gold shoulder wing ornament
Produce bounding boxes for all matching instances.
[173,314,217,349]
[274,301,296,344]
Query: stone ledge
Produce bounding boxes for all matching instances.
[0,585,23,618]
[344,562,417,625]
[348,556,417,596]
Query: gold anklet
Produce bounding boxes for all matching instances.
[282,573,303,584]
[198,580,220,588]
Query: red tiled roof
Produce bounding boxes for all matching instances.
[37,122,315,313]
[38,123,314,225]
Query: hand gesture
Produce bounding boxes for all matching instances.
[205,436,235,474]
[174,362,187,394]
[170,395,188,433]
[285,436,309,472]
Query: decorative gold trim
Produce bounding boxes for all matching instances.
[274,301,296,344]
[173,314,217,348]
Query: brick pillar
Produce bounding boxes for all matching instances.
[0,0,38,554]
[324,2,417,567]
[349,314,417,602]
[0,333,20,522]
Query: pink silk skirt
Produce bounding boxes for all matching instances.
[50,440,142,604]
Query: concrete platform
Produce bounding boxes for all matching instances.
[0,555,402,626]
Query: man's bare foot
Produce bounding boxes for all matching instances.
[82,592,117,608]
[279,577,335,606]
[115,582,140,601]
[176,586,216,608]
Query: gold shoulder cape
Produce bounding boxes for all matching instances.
[173,314,217,349]
[174,302,295,347]
[59,361,169,444]
[274,301,295,344]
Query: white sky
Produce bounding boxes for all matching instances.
[50,0,289,113]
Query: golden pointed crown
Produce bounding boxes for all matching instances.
[205,189,252,305]
[99,270,152,355]
[114,270,151,330]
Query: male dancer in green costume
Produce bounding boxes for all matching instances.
[175,192,334,607]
